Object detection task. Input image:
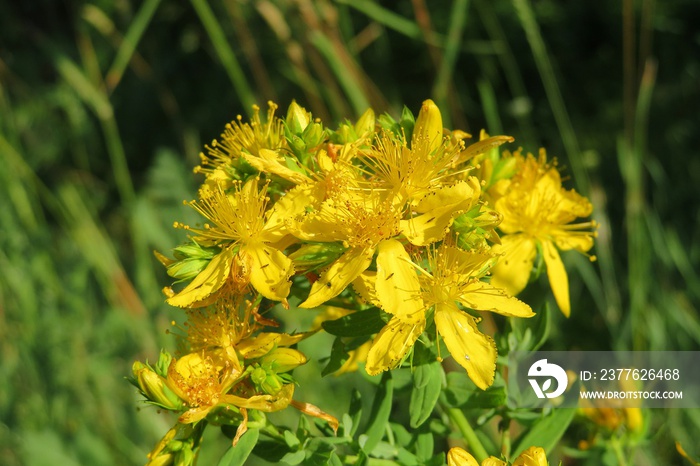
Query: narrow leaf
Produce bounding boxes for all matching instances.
[409,362,442,427]
[217,429,259,466]
[511,408,576,457]
[322,308,386,337]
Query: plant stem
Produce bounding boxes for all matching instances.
[610,436,629,466]
[446,407,489,463]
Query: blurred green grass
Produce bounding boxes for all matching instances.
[1,0,699,464]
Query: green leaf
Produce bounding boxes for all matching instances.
[442,372,507,409]
[322,308,386,337]
[284,430,301,449]
[361,372,394,454]
[348,389,363,438]
[424,453,447,466]
[414,430,434,462]
[281,450,306,465]
[409,362,443,427]
[322,337,350,376]
[217,429,259,466]
[251,440,290,463]
[511,408,576,458]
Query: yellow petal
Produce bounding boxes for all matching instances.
[300,247,373,308]
[178,406,212,424]
[375,240,424,323]
[513,446,548,466]
[365,317,425,376]
[237,333,281,359]
[166,247,233,308]
[434,303,496,390]
[542,240,570,317]
[336,341,371,375]
[242,243,293,301]
[401,201,469,246]
[447,447,480,466]
[490,234,537,297]
[482,458,508,466]
[412,99,443,153]
[264,182,324,242]
[461,135,514,162]
[221,384,294,412]
[242,148,311,185]
[293,202,349,243]
[458,281,534,318]
[414,178,480,213]
[553,230,594,252]
[352,271,381,307]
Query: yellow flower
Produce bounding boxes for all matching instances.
[448,447,480,466]
[195,102,285,179]
[167,178,297,307]
[512,447,548,466]
[361,100,512,210]
[490,149,596,316]
[165,350,244,424]
[447,446,548,466]
[365,244,533,389]
[294,176,482,309]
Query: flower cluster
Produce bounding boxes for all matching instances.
[132,99,595,464]
[448,446,549,466]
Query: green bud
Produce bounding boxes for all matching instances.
[302,122,325,148]
[172,243,217,261]
[286,101,311,134]
[166,257,211,281]
[251,365,285,395]
[133,361,184,410]
[288,243,346,272]
[155,349,174,377]
[259,348,308,373]
[354,107,376,138]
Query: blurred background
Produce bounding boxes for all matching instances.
[1,0,699,464]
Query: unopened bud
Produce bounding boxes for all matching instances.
[354,107,375,137]
[286,101,311,133]
[133,361,184,410]
[412,99,443,153]
[260,348,308,373]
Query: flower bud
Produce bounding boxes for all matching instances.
[133,361,184,410]
[412,99,443,153]
[354,107,375,137]
[288,243,345,272]
[251,365,286,395]
[447,447,479,466]
[286,101,311,134]
[260,348,308,373]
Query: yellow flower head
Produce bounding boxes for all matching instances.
[165,350,242,424]
[183,296,257,363]
[167,178,294,306]
[490,149,597,316]
[447,446,549,466]
[366,244,533,389]
[195,102,285,178]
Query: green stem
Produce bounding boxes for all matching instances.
[610,436,629,466]
[446,407,489,463]
[501,419,511,460]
